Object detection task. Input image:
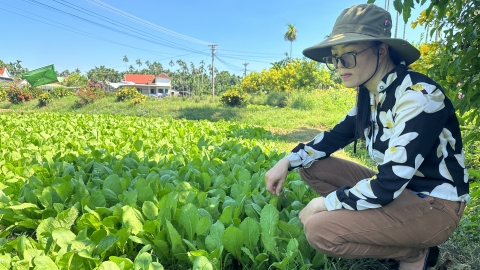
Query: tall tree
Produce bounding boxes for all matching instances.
[123,55,129,72]
[284,24,298,62]
[136,59,142,70]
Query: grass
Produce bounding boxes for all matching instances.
[1,90,479,270]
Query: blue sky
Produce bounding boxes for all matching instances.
[1,0,427,76]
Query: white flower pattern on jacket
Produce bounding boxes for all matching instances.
[287,64,470,211]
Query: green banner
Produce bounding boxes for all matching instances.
[21,64,59,87]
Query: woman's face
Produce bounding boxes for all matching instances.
[330,42,378,88]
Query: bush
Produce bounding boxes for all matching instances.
[7,85,33,104]
[51,87,74,98]
[289,91,317,110]
[116,87,146,105]
[0,88,7,101]
[117,87,140,101]
[74,87,104,108]
[248,91,267,105]
[38,92,53,107]
[220,86,249,107]
[30,87,44,99]
[266,92,289,108]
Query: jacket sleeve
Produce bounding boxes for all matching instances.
[285,106,357,170]
[324,75,451,211]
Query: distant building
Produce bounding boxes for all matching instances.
[109,72,172,97]
[0,67,13,82]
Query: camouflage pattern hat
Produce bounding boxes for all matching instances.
[303,4,420,65]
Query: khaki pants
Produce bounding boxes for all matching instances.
[299,157,465,262]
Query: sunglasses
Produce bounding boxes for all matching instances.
[323,46,374,71]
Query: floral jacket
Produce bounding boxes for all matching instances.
[286,63,470,211]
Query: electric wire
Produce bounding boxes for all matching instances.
[85,0,212,45]
[53,0,207,55]
[1,0,291,74]
[0,5,210,71]
[20,0,210,57]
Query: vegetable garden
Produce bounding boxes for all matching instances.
[0,113,326,269]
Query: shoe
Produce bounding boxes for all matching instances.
[423,246,439,270]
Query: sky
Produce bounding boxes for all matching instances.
[1,0,428,77]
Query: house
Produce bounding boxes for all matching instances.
[0,67,14,82]
[109,72,172,97]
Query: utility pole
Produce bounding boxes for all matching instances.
[209,44,217,102]
[243,62,249,78]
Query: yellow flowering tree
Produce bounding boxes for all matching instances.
[241,58,340,93]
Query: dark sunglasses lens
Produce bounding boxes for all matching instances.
[324,57,337,71]
[340,54,356,68]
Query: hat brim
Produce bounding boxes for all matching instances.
[303,33,420,66]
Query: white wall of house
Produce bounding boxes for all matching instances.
[0,68,13,82]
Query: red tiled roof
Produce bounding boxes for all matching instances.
[155,72,171,80]
[0,67,5,75]
[124,74,155,84]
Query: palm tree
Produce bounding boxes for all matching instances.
[145,60,151,73]
[123,55,129,72]
[284,24,297,62]
[136,59,142,71]
[169,60,175,71]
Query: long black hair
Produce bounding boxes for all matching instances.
[354,85,371,142]
[352,41,383,150]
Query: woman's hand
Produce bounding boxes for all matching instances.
[265,158,290,196]
[299,197,327,225]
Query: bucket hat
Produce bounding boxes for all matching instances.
[303,4,420,65]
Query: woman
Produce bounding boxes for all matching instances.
[265,4,470,270]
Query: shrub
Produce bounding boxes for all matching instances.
[7,85,33,104]
[117,87,141,102]
[0,88,7,101]
[30,87,44,99]
[266,92,289,108]
[38,92,53,107]
[131,96,146,105]
[74,87,104,108]
[289,91,317,110]
[51,87,74,98]
[248,91,267,105]
[220,86,249,107]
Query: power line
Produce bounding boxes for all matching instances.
[85,0,212,45]
[54,0,206,54]
[1,1,291,74]
[20,0,210,57]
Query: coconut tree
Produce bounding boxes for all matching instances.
[145,60,151,74]
[123,55,129,72]
[136,59,142,71]
[284,24,297,62]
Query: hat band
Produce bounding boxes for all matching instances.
[331,23,390,39]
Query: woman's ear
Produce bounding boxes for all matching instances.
[378,43,389,59]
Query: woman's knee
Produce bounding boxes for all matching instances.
[303,214,336,254]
